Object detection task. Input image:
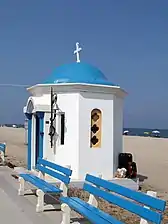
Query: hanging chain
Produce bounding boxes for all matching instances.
[49,87,57,148]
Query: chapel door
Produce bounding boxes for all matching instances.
[35,114,40,166]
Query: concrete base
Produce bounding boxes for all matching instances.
[13,167,139,191]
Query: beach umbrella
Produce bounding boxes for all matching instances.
[144,132,150,135]
[152,130,160,134]
[123,130,129,134]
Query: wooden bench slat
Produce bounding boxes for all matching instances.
[36,164,71,184]
[60,196,122,224]
[27,174,62,192]
[85,174,166,212]
[38,158,72,176]
[84,183,162,224]
[20,174,62,193]
[71,197,124,224]
[20,174,53,193]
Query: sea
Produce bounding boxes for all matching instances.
[123,128,168,138]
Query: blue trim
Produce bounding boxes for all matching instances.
[36,112,44,159]
[25,114,32,170]
[0,143,6,153]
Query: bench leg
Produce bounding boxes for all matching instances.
[18,177,25,196]
[38,171,45,180]
[61,203,71,224]
[36,189,44,212]
[60,182,68,197]
[88,194,98,207]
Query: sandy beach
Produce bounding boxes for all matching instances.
[0,127,168,192]
[124,136,168,192]
[0,127,27,167]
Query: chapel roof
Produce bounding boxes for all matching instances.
[43,62,117,86]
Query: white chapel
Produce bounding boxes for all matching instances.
[23,43,127,180]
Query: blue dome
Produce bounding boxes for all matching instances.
[43,62,116,86]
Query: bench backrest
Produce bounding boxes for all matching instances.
[36,158,72,184]
[84,174,166,224]
[0,143,6,152]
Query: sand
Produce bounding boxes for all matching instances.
[0,127,168,191]
[0,127,27,167]
[124,136,168,192]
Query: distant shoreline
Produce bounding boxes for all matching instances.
[123,127,168,138]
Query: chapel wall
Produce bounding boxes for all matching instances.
[78,92,115,180]
[43,93,80,179]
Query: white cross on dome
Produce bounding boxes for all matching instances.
[74,42,82,63]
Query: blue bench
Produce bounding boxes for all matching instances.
[60,174,166,224]
[0,142,6,163]
[18,158,72,212]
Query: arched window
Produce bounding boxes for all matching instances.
[26,99,34,114]
[90,109,102,148]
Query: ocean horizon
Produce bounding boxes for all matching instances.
[123,128,168,138]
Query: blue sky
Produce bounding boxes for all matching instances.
[0,0,168,128]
